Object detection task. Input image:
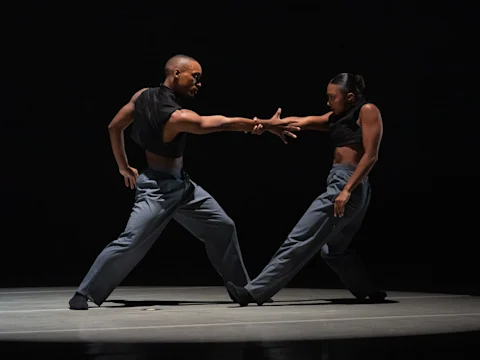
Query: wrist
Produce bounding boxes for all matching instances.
[256,119,271,130]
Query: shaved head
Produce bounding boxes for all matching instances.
[164,54,198,76]
[163,54,202,98]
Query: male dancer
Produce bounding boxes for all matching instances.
[228,73,387,306]
[69,54,299,310]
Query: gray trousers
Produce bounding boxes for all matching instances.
[76,166,251,305]
[245,164,378,304]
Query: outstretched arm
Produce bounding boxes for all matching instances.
[169,110,263,134]
[282,112,332,131]
[251,111,332,136]
[167,108,300,143]
[107,88,147,187]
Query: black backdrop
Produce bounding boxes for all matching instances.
[3,2,476,295]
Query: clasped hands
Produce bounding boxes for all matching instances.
[248,108,300,144]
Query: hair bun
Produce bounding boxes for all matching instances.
[354,74,365,92]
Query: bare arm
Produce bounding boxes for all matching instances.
[168,108,296,135]
[107,88,148,170]
[254,112,332,131]
[285,112,332,131]
[343,104,383,192]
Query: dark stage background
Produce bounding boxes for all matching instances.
[3,3,475,295]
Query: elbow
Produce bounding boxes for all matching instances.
[108,119,118,130]
[108,121,126,132]
[108,123,118,132]
[218,118,231,130]
[363,151,378,163]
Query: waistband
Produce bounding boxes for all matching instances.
[146,165,184,179]
[331,163,357,172]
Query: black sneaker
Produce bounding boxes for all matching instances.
[69,292,89,310]
[226,282,255,307]
[368,291,387,303]
[227,284,273,304]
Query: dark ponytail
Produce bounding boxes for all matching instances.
[329,73,365,100]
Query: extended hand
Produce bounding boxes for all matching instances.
[334,189,351,218]
[268,108,301,144]
[251,108,300,144]
[119,166,139,189]
[251,123,298,144]
[251,123,266,135]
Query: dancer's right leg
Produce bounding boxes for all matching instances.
[227,164,370,306]
[70,167,190,309]
[320,187,386,301]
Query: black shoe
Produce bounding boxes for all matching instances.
[69,292,89,310]
[368,291,387,303]
[227,284,273,304]
[226,282,256,307]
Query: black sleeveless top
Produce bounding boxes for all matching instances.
[131,85,186,158]
[328,100,367,147]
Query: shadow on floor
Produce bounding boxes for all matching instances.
[102,297,397,308]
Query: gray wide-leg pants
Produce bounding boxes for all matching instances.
[76,166,251,305]
[245,163,378,304]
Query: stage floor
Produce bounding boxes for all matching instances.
[1,286,479,344]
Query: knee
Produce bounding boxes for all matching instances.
[320,244,329,257]
[321,243,345,260]
[219,215,235,232]
[208,215,236,241]
[321,248,356,262]
[110,230,138,251]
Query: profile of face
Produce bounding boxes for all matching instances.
[326,83,356,115]
[173,60,202,97]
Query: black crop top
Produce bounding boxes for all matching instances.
[328,100,367,148]
[130,85,186,158]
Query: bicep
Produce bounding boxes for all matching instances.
[360,105,383,156]
[169,109,209,134]
[169,110,230,135]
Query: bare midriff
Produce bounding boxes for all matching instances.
[333,143,364,166]
[145,150,183,169]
